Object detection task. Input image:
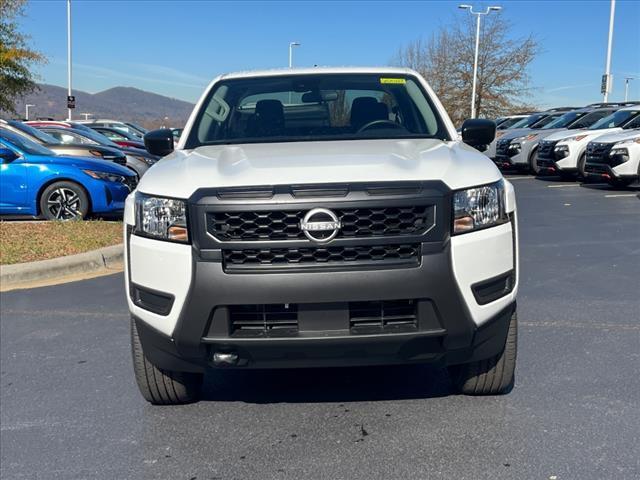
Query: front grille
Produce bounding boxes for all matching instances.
[224,243,420,269]
[229,304,299,337]
[586,142,614,165]
[537,140,558,160]
[496,139,511,156]
[208,206,433,242]
[585,163,609,174]
[349,300,418,334]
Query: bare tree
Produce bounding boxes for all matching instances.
[393,15,539,125]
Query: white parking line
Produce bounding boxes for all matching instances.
[547,184,580,188]
[604,194,637,198]
[505,176,534,180]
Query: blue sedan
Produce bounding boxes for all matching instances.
[0,128,137,220]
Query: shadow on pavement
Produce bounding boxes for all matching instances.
[200,363,453,404]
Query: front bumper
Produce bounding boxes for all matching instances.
[126,221,517,372]
[585,162,639,183]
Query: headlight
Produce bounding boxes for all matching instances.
[134,194,189,243]
[83,169,126,183]
[453,180,508,235]
[609,148,630,163]
[130,154,157,166]
[554,145,570,159]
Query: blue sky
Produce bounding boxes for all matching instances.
[21,0,640,108]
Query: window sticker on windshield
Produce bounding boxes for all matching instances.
[380,78,406,84]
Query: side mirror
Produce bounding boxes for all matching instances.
[144,129,174,157]
[460,119,496,148]
[0,147,18,163]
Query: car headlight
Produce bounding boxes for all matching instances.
[134,193,189,243]
[452,180,508,235]
[554,145,570,159]
[83,169,126,183]
[609,148,630,163]
[130,154,157,166]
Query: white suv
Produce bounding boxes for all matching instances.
[536,105,640,178]
[124,68,518,404]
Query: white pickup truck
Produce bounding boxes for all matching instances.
[124,67,518,404]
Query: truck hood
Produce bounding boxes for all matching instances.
[137,139,503,199]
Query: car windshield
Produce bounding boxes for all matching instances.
[589,110,640,130]
[7,120,61,144]
[622,115,640,129]
[543,111,585,129]
[69,127,121,147]
[185,73,449,147]
[0,128,56,156]
[568,110,615,129]
[497,117,525,129]
[510,114,545,129]
[126,122,147,134]
[531,114,563,129]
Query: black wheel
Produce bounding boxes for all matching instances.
[449,309,517,395]
[577,153,587,179]
[529,148,539,175]
[39,181,89,220]
[131,318,203,405]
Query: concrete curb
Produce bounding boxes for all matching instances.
[1,244,123,288]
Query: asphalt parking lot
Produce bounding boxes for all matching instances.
[1,176,639,480]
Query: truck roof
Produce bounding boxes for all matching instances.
[218,66,418,80]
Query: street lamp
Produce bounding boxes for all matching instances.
[624,77,634,102]
[25,104,35,120]
[289,42,301,68]
[458,4,502,119]
[602,0,616,102]
[67,0,73,120]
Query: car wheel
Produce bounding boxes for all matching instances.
[449,309,517,395]
[39,181,89,220]
[130,317,203,405]
[577,153,587,179]
[529,149,539,175]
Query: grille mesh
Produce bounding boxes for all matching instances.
[208,206,432,242]
[224,244,420,268]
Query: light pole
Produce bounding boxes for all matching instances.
[288,42,301,68]
[458,4,502,119]
[25,104,35,120]
[67,0,73,120]
[602,0,616,102]
[624,77,634,102]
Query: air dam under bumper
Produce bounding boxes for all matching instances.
[131,242,516,373]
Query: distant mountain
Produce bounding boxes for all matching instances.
[4,84,195,129]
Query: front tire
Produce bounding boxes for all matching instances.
[131,318,203,405]
[577,153,587,179]
[39,181,89,220]
[529,148,539,175]
[449,309,517,395]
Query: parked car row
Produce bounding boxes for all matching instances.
[486,102,640,187]
[0,117,173,220]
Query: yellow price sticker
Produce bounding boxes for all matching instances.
[380,78,406,84]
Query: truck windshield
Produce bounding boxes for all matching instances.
[185,73,450,147]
